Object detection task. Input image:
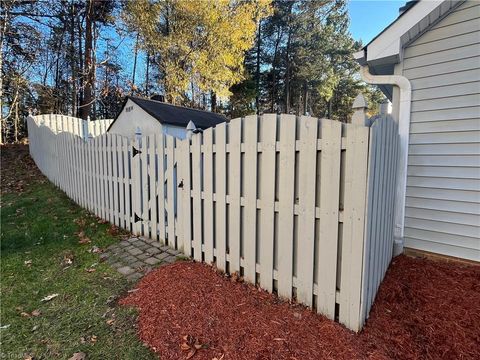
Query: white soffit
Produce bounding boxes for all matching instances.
[366,0,461,63]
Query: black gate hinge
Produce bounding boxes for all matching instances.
[132,147,142,157]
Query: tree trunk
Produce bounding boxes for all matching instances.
[303,81,308,115]
[92,19,97,119]
[211,91,217,112]
[0,14,5,144]
[54,23,66,113]
[77,17,84,109]
[145,52,150,97]
[271,28,282,113]
[255,20,262,115]
[14,97,19,143]
[70,1,77,117]
[131,33,139,93]
[285,31,291,114]
[80,0,94,120]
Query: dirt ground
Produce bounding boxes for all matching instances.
[121,255,480,360]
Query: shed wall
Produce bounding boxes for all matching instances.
[108,98,187,139]
[402,0,480,261]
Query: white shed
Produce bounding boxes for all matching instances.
[108,96,227,139]
[356,0,480,262]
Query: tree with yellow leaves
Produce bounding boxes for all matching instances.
[123,0,271,106]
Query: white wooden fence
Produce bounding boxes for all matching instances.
[27,110,398,332]
[32,114,113,138]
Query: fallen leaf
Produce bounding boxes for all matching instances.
[186,350,196,359]
[85,268,96,273]
[20,312,31,317]
[41,294,59,302]
[90,335,97,343]
[106,319,115,326]
[24,260,32,267]
[88,246,102,254]
[78,237,91,245]
[32,325,39,332]
[180,343,190,351]
[31,310,41,317]
[68,352,86,360]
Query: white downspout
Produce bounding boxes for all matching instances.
[359,65,412,256]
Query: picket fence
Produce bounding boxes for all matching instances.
[27,110,398,331]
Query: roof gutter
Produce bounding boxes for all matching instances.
[359,65,412,256]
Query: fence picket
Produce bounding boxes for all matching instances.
[339,124,370,331]
[259,114,277,292]
[229,118,242,273]
[166,136,176,247]
[123,136,132,232]
[149,135,158,241]
[118,136,126,229]
[203,128,214,263]
[132,136,142,235]
[296,116,318,307]
[215,123,227,271]
[243,115,258,283]
[178,138,191,255]
[113,135,120,227]
[277,114,296,298]
[100,135,107,219]
[192,133,203,260]
[316,119,342,318]
[141,136,149,236]
[158,135,166,243]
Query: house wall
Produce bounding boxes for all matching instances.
[401,0,480,261]
[108,98,187,139]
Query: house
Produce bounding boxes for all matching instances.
[355,0,479,262]
[107,96,227,139]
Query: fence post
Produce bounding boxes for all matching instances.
[186,120,196,140]
[352,94,369,126]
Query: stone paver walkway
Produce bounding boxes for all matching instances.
[103,236,182,282]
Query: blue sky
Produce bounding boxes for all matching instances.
[348,0,405,44]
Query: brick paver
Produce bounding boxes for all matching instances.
[104,237,183,282]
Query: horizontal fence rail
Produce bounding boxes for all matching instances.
[27,112,398,332]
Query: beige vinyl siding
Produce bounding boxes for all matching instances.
[402,1,480,262]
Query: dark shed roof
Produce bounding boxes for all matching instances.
[109,96,227,131]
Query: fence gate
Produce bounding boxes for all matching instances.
[130,133,179,248]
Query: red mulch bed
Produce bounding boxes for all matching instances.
[120,255,480,360]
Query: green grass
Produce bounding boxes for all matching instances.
[1,146,155,359]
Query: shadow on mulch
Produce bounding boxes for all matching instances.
[121,255,480,360]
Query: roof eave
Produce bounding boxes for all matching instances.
[360,0,463,66]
